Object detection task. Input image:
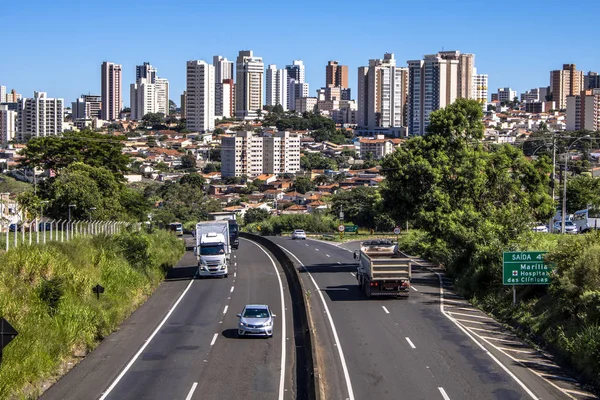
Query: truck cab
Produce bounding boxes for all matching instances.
[228,219,239,249]
[197,232,229,278]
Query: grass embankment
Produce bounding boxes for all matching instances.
[399,229,600,392]
[0,229,184,399]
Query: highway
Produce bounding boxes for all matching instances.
[271,237,595,400]
[40,236,294,400]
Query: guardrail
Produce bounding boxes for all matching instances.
[240,232,316,400]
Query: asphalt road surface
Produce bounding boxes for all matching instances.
[41,236,294,400]
[271,236,596,400]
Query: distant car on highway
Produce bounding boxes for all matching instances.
[531,223,549,233]
[553,220,578,234]
[291,229,306,240]
[237,304,275,338]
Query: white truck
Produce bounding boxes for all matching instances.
[354,240,411,298]
[195,221,231,278]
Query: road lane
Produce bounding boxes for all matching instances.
[42,236,294,400]
[271,237,569,400]
[190,238,294,400]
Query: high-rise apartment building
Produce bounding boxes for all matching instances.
[286,60,305,83]
[0,87,5,103]
[326,61,349,88]
[136,62,157,84]
[439,51,475,100]
[266,65,288,110]
[213,56,234,117]
[585,72,600,90]
[213,56,234,84]
[155,78,169,115]
[181,91,186,119]
[358,53,408,130]
[17,92,63,141]
[285,60,309,111]
[0,105,17,146]
[4,89,21,103]
[101,62,122,120]
[550,64,584,109]
[221,131,301,177]
[566,89,600,131]
[72,95,101,120]
[216,79,234,118]
[235,50,264,119]
[407,53,459,135]
[497,87,517,103]
[186,60,215,131]
[472,69,488,106]
[130,78,157,121]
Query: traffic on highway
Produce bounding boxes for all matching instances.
[38,229,595,400]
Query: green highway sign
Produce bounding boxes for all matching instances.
[503,251,551,285]
[344,225,358,233]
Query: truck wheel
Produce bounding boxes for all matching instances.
[364,283,371,299]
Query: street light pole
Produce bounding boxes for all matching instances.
[562,136,591,233]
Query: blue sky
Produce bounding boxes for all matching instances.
[1,0,599,107]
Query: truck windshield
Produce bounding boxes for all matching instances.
[200,244,225,255]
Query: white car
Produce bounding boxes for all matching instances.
[291,229,307,240]
[532,223,549,233]
[553,220,578,234]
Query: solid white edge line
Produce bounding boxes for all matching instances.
[244,239,287,400]
[210,333,218,346]
[405,337,416,349]
[438,387,451,400]
[185,382,198,400]
[99,278,195,400]
[431,270,538,400]
[223,305,228,314]
[279,245,355,400]
[382,306,390,314]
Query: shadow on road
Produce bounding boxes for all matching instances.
[298,262,357,274]
[221,328,238,339]
[164,265,197,281]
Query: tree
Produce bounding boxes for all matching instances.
[293,176,315,194]
[301,153,337,170]
[566,176,600,213]
[203,163,219,173]
[380,99,554,294]
[213,128,225,136]
[244,208,270,224]
[181,154,197,170]
[20,130,131,177]
[142,113,166,127]
[179,173,205,189]
[330,186,388,229]
[169,100,177,113]
[209,148,221,162]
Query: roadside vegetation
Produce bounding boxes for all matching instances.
[383,99,600,390]
[0,229,184,398]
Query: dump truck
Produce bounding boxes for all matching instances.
[354,239,411,298]
[195,221,231,278]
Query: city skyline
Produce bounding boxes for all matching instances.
[1,0,598,108]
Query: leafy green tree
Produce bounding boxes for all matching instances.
[213,128,225,136]
[20,130,130,177]
[330,186,389,229]
[313,175,331,186]
[293,176,315,194]
[181,154,197,169]
[566,176,600,212]
[179,173,205,189]
[301,153,337,170]
[142,113,166,127]
[203,163,219,173]
[15,191,42,220]
[244,208,270,224]
[209,149,221,162]
[155,162,170,173]
[380,99,554,295]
